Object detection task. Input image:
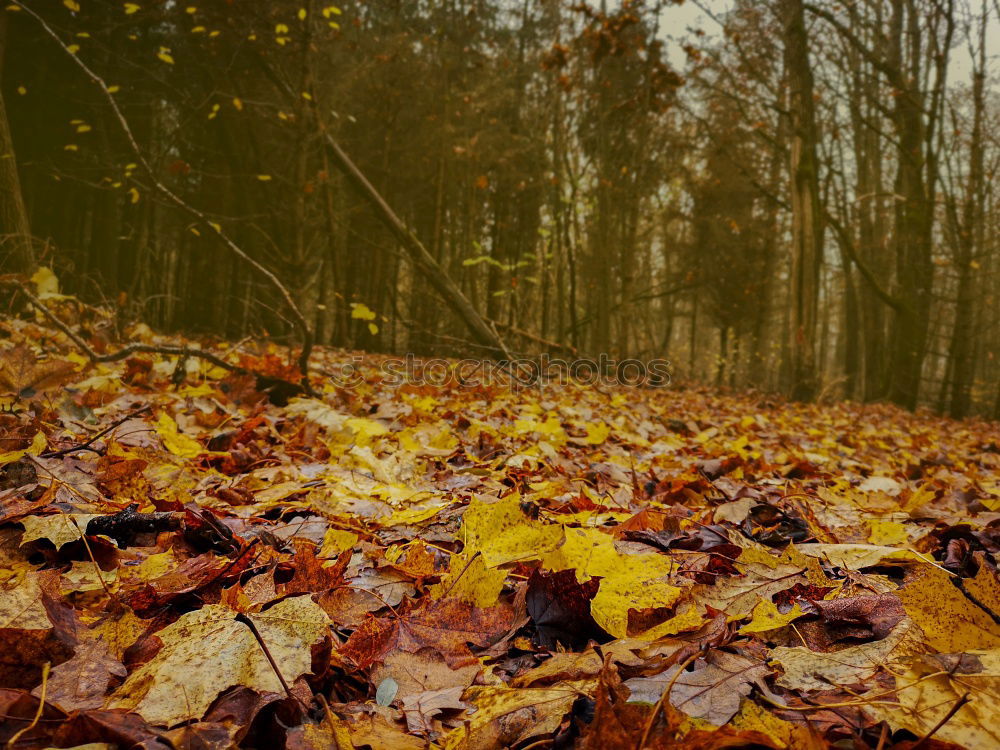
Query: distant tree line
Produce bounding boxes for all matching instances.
[1,0,998,418]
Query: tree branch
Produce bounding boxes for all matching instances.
[248,51,513,361]
[823,211,905,312]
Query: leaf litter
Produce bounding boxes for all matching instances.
[2,316,1000,747]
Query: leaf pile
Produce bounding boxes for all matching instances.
[2,315,1000,748]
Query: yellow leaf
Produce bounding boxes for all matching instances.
[897,565,1000,652]
[538,526,678,639]
[590,573,682,639]
[867,519,910,546]
[462,494,563,567]
[297,7,306,19]
[156,47,174,64]
[795,542,920,569]
[582,421,610,444]
[185,5,196,12]
[639,603,706,639]
[75,123,91,133]
[123,2,140,13]
[0,573,57,630]
[20,513,101,549]
[731,699,812,749]
[868,651,1000,748]
[63,0,80,11]
[16,85,26,95]
[67,44,80,54]
[155,412,202,458]
[383,503,448,527]
[30,266,60,297]
[128,187,140,204]
[367,322,379,336]
[432,551,506,607]
[739,599,806,634]
[350,302,376,320]
[771,619,923,692]
[232,97,243,111]
[107,84,121,93]
[344,416,388,442]
[176,382,214,398]
[256,174,272,181]
[442,683,584,750]
[319,528,358,557]
[0,430,47,466]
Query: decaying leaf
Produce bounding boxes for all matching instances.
[625,650,770,725]
[442,681,589,750]
[771,618,924,691]
[108,596,330,726]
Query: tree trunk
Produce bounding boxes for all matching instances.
[948,4,986,418]
[780,0,823,401]
[0,13,32,273]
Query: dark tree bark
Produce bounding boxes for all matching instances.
[780,0,824,401]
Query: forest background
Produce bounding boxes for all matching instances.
[1,0,997,418]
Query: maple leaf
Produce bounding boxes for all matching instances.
[0,345,76,398]
[33,638,127,711]
[461,493,563,566]
[340,597,516,670]
[866,650,1000,748]
[771,618,924,692]
[371,649,481,735]
[108,596,330,726]
[897,565,1000,652]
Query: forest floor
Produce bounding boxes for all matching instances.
[2,310,1000,749]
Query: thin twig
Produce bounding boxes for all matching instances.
[439,550,482,599]
[41,405,151,458]
[235,612,306,709]
[6,662,50,748]
[68,516,115,603]
[317,695,353,750]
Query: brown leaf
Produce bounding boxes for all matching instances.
[0,345,76,397]
[371,648,479,706]
[341,597,516,669]
[0,571,78,689]
[625,650,771,726]
[34,638,126,711]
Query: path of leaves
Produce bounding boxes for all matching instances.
[3,315,1000,749]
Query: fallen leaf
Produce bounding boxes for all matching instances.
[108,595,330,726]
[897,566,1000,652]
